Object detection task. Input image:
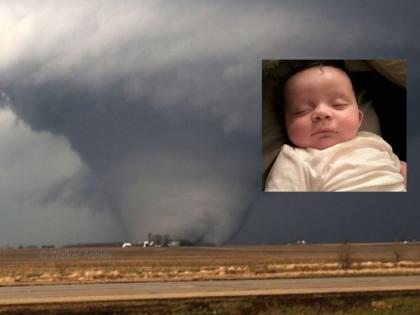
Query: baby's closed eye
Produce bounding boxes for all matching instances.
[332,104,348,109]
[293,106,312,116]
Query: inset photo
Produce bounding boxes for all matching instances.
[262,60,406,192]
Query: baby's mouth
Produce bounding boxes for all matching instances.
[312,129,337,136]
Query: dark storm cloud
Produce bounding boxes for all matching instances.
[1,0,420,245]
[2,74,260,244]
[1,0,268,244]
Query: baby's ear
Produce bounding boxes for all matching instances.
[358,109,364,128]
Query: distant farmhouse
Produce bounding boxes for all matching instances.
[122,233,195,248]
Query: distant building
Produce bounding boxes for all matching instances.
[168,240,180,247]
[143,241,155,247]
[142,233,195,247]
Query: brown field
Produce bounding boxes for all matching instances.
[1,243,420,286]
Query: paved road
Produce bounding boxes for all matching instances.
[1,276,420,305]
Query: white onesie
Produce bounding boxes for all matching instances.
[265,131,405,192]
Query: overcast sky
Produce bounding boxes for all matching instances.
[0,1,419,247]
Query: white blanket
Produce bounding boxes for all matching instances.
[265,131,405,192]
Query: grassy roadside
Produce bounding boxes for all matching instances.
[3,244,420,286]
[1,291,420,314]
[3,260,420,286]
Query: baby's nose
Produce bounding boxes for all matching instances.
[312,105,332,121]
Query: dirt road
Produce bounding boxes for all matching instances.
[1,275,420,305]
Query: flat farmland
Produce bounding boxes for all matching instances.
[1,243,420,286]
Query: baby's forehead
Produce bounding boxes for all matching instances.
[284,66,355,101]
[286,66,351,87]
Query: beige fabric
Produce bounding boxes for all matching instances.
[265,132,405,192]
[369,60,406,88]
[358,97,382,136]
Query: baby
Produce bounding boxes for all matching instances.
[265,64,407,191]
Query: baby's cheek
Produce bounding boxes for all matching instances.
[287,122,308,145]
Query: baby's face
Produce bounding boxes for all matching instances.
[284,66,363,150]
